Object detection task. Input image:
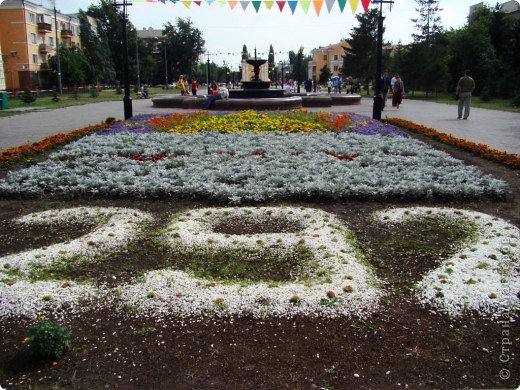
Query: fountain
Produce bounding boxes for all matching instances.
[152,48,361,109]
[229,49,283,99]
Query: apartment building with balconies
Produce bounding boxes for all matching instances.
[0,0,81,91]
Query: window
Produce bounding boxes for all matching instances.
[32,54,38,64]
[29,13,35,24]
[334,65,339,72]
[39,36,45,44]
[49,37,54,47]
[333,54,339,61]
[30,33,37,44]
[40,54,46,63]
[71,25,75,35]
[323,54,327,61]
[61,22,66,30]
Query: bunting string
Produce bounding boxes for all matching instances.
[132,0,371,15]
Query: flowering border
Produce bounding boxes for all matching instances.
[383,118,520,169]
[0,120,119,168]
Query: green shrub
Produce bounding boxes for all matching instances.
[51,89,60,102]
[22,88,36,104]
[479,87,491,102]
[115,81,123,95]
[27,320,72,359]
[89,86,99,98]
[511,92,520,107]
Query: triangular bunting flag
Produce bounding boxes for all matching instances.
[228,0,238,9]
[276,0,286,11]
[348,0,358,14]
[288,0,298,13]
[240,1,250,10]
[264,0,274,10]
[313,0,324,15]
[168,0,179,3]
[194,1,201,5]
[252,0,262,12]
[361,0,370,12]
[217,0,226,7]
[206,0,215,4]
[325,0,335,13]
[181,1,191,8]
[337,0,346,12]
[300,0,311,14]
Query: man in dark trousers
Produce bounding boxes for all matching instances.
[456,69,476,120]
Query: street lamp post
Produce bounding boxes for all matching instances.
[371,0,394,120]
[113,1,133,119]
[53,0,62,95]
[164,43,168,86]
[136,37,140,91]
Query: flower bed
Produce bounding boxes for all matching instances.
[383,118,520,169]
[0,120,118,168]
[0,112,510,202]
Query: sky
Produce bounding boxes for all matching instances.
[13,0,504,66]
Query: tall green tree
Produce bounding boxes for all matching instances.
[411,0,443,44]
[84,0,138,83]
[409,0,447,95]
[319,65,332,84]
[78,10,115,84]
[49,45,90,88]
[342,8,379,94]
[162,18,205,79]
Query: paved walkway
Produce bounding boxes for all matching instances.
[0,96,519,155]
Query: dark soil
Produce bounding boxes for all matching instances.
[0,132,519,389]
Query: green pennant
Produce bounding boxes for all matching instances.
[252,0,262,12]
[300,0,311,13]
[337,0,347,12]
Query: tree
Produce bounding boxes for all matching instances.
[84,0,138,83]
[342,8,379,94]
[411,0,443,45]
[78,10,115,84]
[162,18,205,79]
[409,0,447,96]
[319,65,332,84]
[446,17,498,96]
[49,46,91,88]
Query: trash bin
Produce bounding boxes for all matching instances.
[0,91,8,110]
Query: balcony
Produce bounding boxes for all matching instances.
[61,29,73,38]
[38,44,53,53]
[37,22,52,33]
[40,63,50,71]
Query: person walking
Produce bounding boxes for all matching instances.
[176,75,188,96]
[190,78,198,96]
[327,79,332,94]
[456,69,476,120]
[381,69,391,110]
[391,74,404,109]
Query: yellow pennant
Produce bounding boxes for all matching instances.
[263,0,275,9]
[348,0,359,14]
[181,0,191,8]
